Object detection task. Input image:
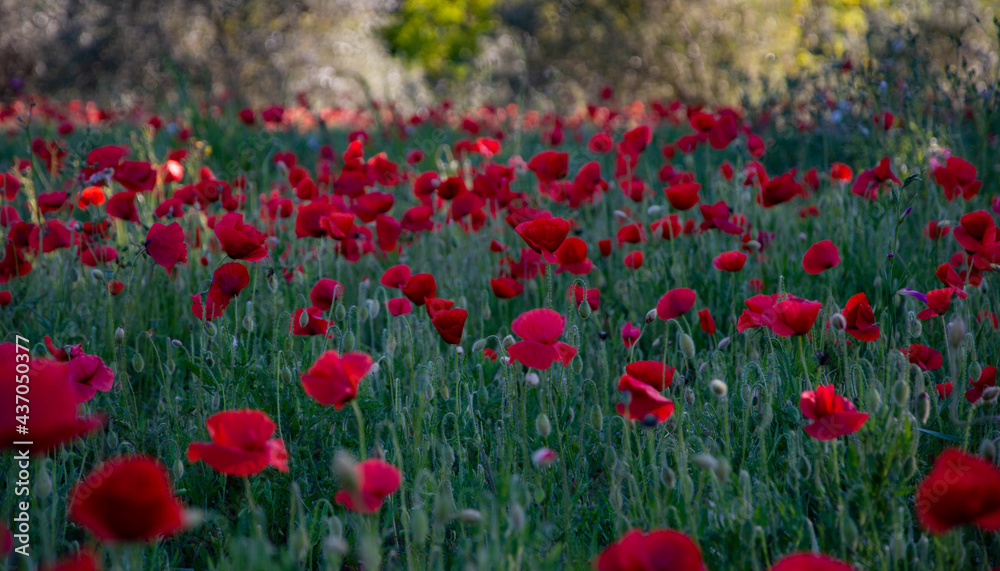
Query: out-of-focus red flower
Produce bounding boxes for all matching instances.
[768,553,857,571]
[187,409,288,476]
[621,321,641,348]
[770,298,822,337]
[664,182,700,211]
[698,308,716,334]
[214,212,267,261]
[902,344,944,371]
[516,217,571,263]
[616,374,675,424]
[712,250,747,272]
[624,250,644,269]
[401,273,437,306]
[802,240,840,274]
[507,309,577,370]
[432,308,468,345]
[916,288,954,320]
[594,528,705,571]
[625,361,675,391]
[965,365,996,404]
[656,288,696,321]
[310,278,344,311]
[843,293,879,342]
[334,459,402,514]
[145,222,188,272]
[916,448,1000,533]
[68,455,185,542]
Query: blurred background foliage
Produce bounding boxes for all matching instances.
[2,0,1000,108]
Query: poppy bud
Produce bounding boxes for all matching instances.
[114,326,125,345]
[173,458,185,480]
[502,335,515,348]
[433,481,457,523]
[323,533,349,558]
[366,299,380,319]
[947,317,966,348]
[440,385,450,400]
[410,507,429,545]
[679,333,695,359]
[710,379,728,398]
[535,413,551,437]
[298,310,310,328]
[647,204,662,216]
[571,355,583,374]
[866,387,882,412]
[979,438,997,463]
[107,430,119,449]
[756,403,773,433]
[908,317,922,337]
[68,267,80,282]
[645,309,657,324]
[482,303,491,320]
[717,336,731,350]
[660,466,676,489]
[579,301,592,319]
[203,321,217,337]
[358,305,370,322]
[35,464,52,499]
[165,358,176,375]
[211,391,220,410]
[589,404,604,431]
[266,271,279,293]
[797,232,807,241]
[281,366,292,384]
[745,240,762,253]
[441,443,455,469]
[90,269,104,281]
[598,330,608,340]
[204,351,215,368]
[342,331,356,351]
[132,353,145,372]
[477,384,489,404]
[335,304,347,321]
[892,380,910,404]
[970,362,983,383]
[472,339,487,353]
[456,509,482,524]
[684,387,695,405]
[890,533,906,561]
[842,515,859,550]
[830,313,847,331]
[714,458,731,483]
[609,485,623,512]
[242,313,254,332]
[693,453,718,471]
[386,334,397,356]
[603,446,618,467]
[332,451,358,489]
[915,392,931,424]
[904,456,918,479]
[524,372,540,387]
[983,386,1000,404]
[508,503,526,533]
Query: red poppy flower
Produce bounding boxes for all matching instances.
[191,292,226,321]
[1,344,104,455]
[965,365,997,404]
[978,310,999,329]
[916,448,1000,533]
[387,297,412,316]
[507,309,577,370]
[712,250,747,272]
[187,409,288,476]
[310,279,344,312]
[106,191,139,223]
[624,251,644,269]
[698,308,716,334]
[769,553,857,571]
[40,550,101,571]
[527,151,569,183]
[432,308,468,345]
[65,354,114,403]
[935,263,968,299]
[380,264,412,289]
[334,459,402,514]
[401,273,437,306]
[145,222,187,272]
[651,214,683,239]
[0,291,11,306]
[843,293,880,342]
[113,161,156,192]
[616,373,675,424]
[933,156,982,202]
[758,172,804,207]
[830,162,853,183]
[491,277,525,299]
[621,321,641,348]
[68,455,185,542]
[800,384,868,440]
[802,240,840,274]
[300,350,374,409]
[771,298,822,337]
[935,382,953,399]
[588,132,613,153]
[598,239,612,257]
[594,528,705,571]
[515,217,571,263]
[917,288,954,320]
[954,210,998,270]
[290,307,331,337]
[656,288,696,321]
[902,344,944,371]
[77,185,106,208]
[1,172,20,200]
[625,361,675,391]
[621,125,652,157]
[214,212,268,261]
[664,182,700,211]
[208,262,250,309]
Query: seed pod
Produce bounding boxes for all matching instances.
[132,353,145,372]
[679,333,695,359]
[535,413,551,438]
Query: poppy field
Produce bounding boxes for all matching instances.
[1,82,1000,571]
